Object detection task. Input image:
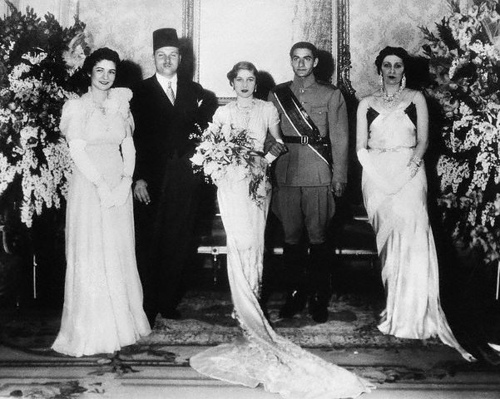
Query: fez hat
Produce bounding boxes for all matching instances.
[153,28,180,51]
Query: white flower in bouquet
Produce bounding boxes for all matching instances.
[190,151,204,167]
[190,122,270,206]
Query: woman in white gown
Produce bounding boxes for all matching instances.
[190,62,374,398]
[52,48,151,357]
[356,46,474,362]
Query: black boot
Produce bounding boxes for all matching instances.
[280,289,308,319]
[279,244,308,319]
[308,243,332,323]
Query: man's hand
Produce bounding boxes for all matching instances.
[268,141,288,157]
[134,179,151,204]
[331,181,346,197]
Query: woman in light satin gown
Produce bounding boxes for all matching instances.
[52,48,151,357]
[356,46,474,362]
[190,62,374,398]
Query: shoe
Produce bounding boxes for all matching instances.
[309,294,329,323]
[488,342,500,354]
[161,308,182,320]
[279,290,307,319]
[476,342,500,366]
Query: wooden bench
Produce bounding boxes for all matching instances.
[196,205,379,284]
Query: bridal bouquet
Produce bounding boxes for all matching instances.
[190,123,270,207]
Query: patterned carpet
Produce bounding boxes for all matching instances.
[0,289,441,356]
[2,290,499,399]
[147,290,429,349]
[0,291,441,365]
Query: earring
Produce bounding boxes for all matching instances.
[378,74,383,88]
[401,74,407,90]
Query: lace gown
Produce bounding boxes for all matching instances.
[361,100,472,361]
[190,100,373,398]
[52,89,151,357]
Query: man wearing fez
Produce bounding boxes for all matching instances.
[131,28,217,325]
[268,41,349,323]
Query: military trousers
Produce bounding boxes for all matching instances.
[272,185,335,245]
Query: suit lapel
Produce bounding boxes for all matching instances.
[151,75,174,109]
[175,80,190,110]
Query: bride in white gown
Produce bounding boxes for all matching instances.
[190,62,374,398]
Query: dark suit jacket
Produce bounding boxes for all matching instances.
[131,75,217,197]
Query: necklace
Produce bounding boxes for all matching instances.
[381,85,404,108]
[94,102,106,114]
[235,99,255,112]
[91,91,109,115]
[235,100,256,128]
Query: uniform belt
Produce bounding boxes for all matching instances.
[282,136,328,145]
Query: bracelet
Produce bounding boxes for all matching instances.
[410,156,422,167]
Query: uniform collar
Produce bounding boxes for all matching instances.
[292,74,316,90]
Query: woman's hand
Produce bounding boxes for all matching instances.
[133,179,151,204]
[113,176,132,207]
[95,179,114,208]
[407,156,422,178]
[267,141,288,157]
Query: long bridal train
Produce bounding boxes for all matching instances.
[190,173,374,399]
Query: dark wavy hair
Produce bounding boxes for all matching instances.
[289,41,318,59]
[375,46,430,90]
[82,47,121,76]
[374,46,409,74]
[226,61,258,86]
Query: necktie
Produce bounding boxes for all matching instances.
[166,81,175,105]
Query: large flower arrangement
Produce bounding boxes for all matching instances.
[0,2,91,227]
[190,123,270,207]
[422,0,500,264]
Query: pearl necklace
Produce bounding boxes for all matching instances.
[381,85,404,108]
[235,100,256,128]
[235,99,255,112]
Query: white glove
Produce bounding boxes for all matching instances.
[96,180,114,209]
[68,139,102,184]
[112,176,132,207]
[121,136,136,178]
[357,148,403,195]
[68,139,115,208]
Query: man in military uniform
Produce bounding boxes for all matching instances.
[268,41,349,323]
